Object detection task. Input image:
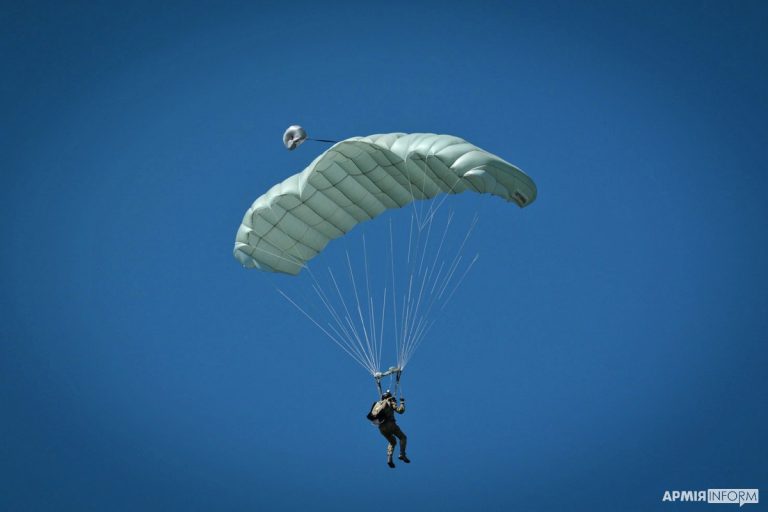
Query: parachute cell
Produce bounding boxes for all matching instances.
[234,133,537,275]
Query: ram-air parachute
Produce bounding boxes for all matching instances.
[234,129,536,394]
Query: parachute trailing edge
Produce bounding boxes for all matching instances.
[234,133,537,275]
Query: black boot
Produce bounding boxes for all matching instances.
[387,454,395,468]
[398,453,410,463]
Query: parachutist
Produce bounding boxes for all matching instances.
[367,391,408,468]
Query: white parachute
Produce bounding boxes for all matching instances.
[235,132,536,275]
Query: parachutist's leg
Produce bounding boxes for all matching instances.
[394,425,409,463]
[379,425,397,467]
[384,433,397,456]
[385,436,397,468]
[394,426,407,454]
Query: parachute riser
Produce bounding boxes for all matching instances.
[373,366,403,399]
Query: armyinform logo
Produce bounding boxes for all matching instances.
[662,489,759,507]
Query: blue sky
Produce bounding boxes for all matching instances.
[2,1,767,510]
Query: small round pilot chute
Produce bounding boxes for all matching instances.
[283,125,308,150]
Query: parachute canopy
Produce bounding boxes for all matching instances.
[234,133,537,275]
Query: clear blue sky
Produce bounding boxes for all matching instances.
[2,1,767,510]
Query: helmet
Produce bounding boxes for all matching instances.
[381,391,392,400]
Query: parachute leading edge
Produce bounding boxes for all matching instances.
[234,133,537,275]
